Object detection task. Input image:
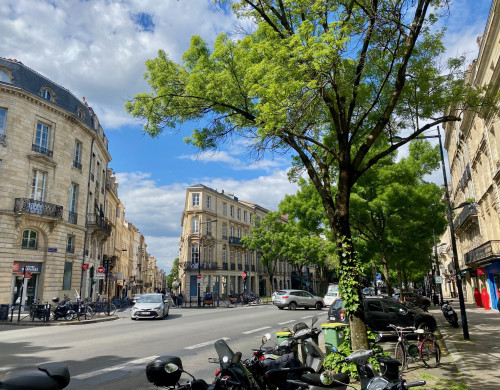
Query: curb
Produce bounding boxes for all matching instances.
[0,315,119,326]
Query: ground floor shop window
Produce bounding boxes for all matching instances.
[63,262,72,290]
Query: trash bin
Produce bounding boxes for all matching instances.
[276,330,293,344]
[321,323,347,353]
[0,304,9,321]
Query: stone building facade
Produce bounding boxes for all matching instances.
[0,58,162,307]
[440,2,500,311]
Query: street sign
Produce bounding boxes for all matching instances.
[435,276,443,284]
[97,266,105,274]
[95,274,105,280]
[241,272,247,278]
[376,273,381,281]
[197,273,202,279]
[82,263,89,271]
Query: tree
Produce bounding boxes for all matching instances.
[166,258,179,289]
[126,1,490,349]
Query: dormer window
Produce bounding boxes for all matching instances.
[0,69,11,83]
[77,107,86,120]
[40,87,55,102]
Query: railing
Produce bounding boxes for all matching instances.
[14,198,63,219]
[229,236,242,245]
[238,264,242,270]
[230,263,235,270]
[453,203,478,231]
[87,213,111,235]
[32,143,53,157]
[66,245,75,253]
[222,235,227,240]
[181,262,219,270]
[464,240,500,265]
[222,263,228,270]
[73,160,82,170]
[251,265,255,271]
[68,211,78,225]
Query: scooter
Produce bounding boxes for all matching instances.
[0,362,70,390]
[51,296,75,321]
[441,300,459,328]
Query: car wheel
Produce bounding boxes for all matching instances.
[315,302,323,310]
[289,302,297,310]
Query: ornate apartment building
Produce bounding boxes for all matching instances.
[0,58,160,307]
[177,184,313,300]
[440,2,500,311]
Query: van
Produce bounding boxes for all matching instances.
[327,284,339,293]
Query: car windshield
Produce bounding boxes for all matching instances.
[139,295,162,303]
[325,292,338,297]
[332,300,344,310]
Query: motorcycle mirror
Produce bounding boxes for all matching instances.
[261,336,268,345]
[320,371,335,386]
[231,352,242,364]
[222,356,229,364]
[311,316,318,327]
[265,333,271,340]
[374,333,383,343]
[164,363,179,373]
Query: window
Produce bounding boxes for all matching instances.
[222,224,227,239]
[222,247,227,263]
[69,183,78,213]
[192,193,200,206]
[34,122,51,155]
[41,88,52,101]
[31,170,46,201]
[237,208,241,219]
[73,141,82,169]
[0,108,6,141]
[230,226,234,237]
[250,214,253,223]
[223,202,227,215]
[237,228,241,238]
[191,244,199,263]
[63,262,72,290]
[206,219,212,234]
[206,195,211,209]
[230,205,234,217]
[243,211,247,221]
[77,107,85,120]
[192,217,199,233]
[22,229,38,249]
[0,69,10,83]
[66,235,75,253]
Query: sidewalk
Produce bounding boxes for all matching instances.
[403,298,500,390]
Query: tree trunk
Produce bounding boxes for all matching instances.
[397,266,403,300]
[403,269,409,293]
[380,246,393,297]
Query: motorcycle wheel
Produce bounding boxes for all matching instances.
[65,312,75,321]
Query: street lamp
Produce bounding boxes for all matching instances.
[392,126,470,339]
[198,219,217,307]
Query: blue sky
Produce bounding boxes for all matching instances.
[0,0,493,272]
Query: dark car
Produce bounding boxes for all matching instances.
[328,296,436,333]
[401,292,431,307]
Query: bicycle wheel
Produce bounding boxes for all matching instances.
[105,303,116,315]
[395,342,406,371]
[420,338,440,368]
[85,306,94,319]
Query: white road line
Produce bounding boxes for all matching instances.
[278,320,295,325]
[185,337,230,350]
[73,356,158,380]
[242,326,271,335]
[301,315,314,319]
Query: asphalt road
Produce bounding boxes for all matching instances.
[0,305,329,389]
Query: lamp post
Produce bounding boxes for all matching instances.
[198,219,217,307]
[392,127,469,339]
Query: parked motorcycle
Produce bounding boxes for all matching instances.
[0,362,70,390]
[51,296,75,321]
[441,300,459,328]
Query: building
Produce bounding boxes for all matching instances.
[0,58,162,307]
[441,1,500,311]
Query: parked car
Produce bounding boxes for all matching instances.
[323,291,340,306]
[274,289,324,310]
[328,296,436,333]
[131,293,170,320]
[402,292,431,307]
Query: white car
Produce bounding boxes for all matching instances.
[323,291,340,306]
[131,293,169,320]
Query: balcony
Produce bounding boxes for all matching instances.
[464,240,500,266]
[222,235,227,240]
[238,264,242,270]
[68,211,78,225]
[230,263,235,270]
[32,143,53,157]
[14,198,63,219]
[222,263,228,270]
[87,213,111,236]
[229,236,242,245]
[251,265,255,272]
[453,203,478,232]
[73,160,82,170]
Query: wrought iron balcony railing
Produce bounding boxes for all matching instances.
[222,263,228,270]
[87,213,111,235]
[464,240,500,265]
[229,236,242,245]
[66,245,75,254]
[32,144,53,157]
[453,203,478,231]
[230,263,235,270]
[68,211,78,225]
[14,198,63,219]
[73,160,82,170]
[238,264,242,270]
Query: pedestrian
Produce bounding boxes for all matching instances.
[178,292,183,308]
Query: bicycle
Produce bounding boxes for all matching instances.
[89,300,116,316]
[390,324,440,371]
[73,290,93,320]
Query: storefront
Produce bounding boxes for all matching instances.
[486,260,500,311]
[10,262,43,307]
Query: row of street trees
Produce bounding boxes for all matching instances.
[126,0,495,349]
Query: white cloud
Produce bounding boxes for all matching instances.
[115,170,299,273]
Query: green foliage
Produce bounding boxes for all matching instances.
[323,328,387,379]
[166,258,179,289]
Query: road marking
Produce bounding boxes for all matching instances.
[301,315,314,319]
[73,355,158,380]
[185,337,230,350]
[278,320,295,325]
[242,326,271,334]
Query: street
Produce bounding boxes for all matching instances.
[0,305,328,389]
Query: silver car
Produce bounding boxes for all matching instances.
[274,289,324,310]
[131,293,170,320]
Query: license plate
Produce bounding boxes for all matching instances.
[139,311,153,316]
[448,311,454,315]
